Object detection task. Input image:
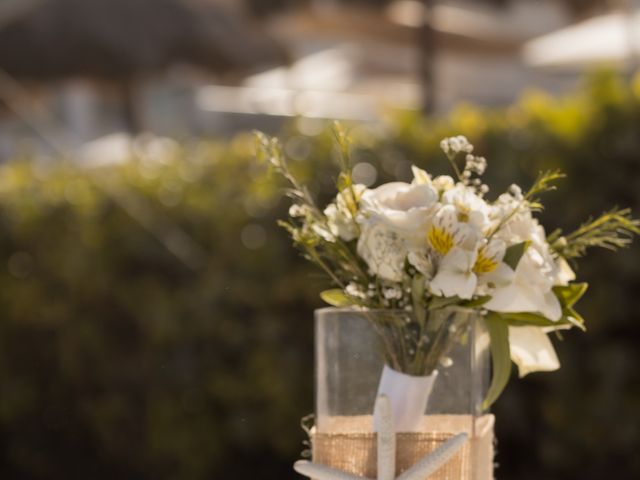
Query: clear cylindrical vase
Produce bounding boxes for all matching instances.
[313,307,494,480]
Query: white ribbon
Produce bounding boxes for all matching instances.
[375,365,438,432]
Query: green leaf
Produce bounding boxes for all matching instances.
[411,275,426,324]
[502,241,531,270]
[428,295,461,310]
[320,289,352,307]
[501,311,558,327]
[565,307,587,331]
[498,310,583,330]
[553,283,588,308]
[482,313,512,409]
[460,295,491,308]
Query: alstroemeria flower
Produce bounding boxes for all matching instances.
[484,248,563,321]
[427,205,479,255]
[473,238,506,276]
[509,326,560,377]
[429,247,478,299]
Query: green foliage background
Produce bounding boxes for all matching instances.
[1,72,639,479]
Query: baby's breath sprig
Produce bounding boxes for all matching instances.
[549,207,640,260]
[440,135,473,182]
[439,136,489,193]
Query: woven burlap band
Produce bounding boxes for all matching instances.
[312,415,494,480]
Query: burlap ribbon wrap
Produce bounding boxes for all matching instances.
[311,415,495,480]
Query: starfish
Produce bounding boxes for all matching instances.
[294,395,468,480]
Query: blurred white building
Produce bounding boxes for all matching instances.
[0,0,630,159]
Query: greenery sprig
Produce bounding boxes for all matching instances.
[549,207,640,260]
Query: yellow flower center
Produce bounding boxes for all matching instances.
[428,226,454,255]
[473,248,498,274]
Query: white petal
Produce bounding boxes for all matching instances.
[443,247,477,271]
[540,290,563,321]
[357,222,407,282]
[430,269,477,299]
[484,281,562,321]
[484,283,538,313]
[411,165,432,186]
[509,326,560,377]
[554,257,576,285]
[479,262,514,287]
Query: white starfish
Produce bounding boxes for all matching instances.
[294,395,468,480]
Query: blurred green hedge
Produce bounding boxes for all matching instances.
[1,71,639,480]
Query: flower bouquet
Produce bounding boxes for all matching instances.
[256,125,638,475]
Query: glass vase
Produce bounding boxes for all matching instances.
[313,307,494,480]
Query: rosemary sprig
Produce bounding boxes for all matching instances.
[550,207,640,260]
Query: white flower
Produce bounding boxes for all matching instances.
[464,155,487,175]
[427,204,479,254]
[360,182,438,233]
[494,206,575,287]
[356,181,440,281]
[473,238,512,295]
[440,135,473,154]
[289,204,309,217]
[312,223,336,242]
[441,183,491,232]
[473,238,506,275]
[324,184,367,241]
[484,248,562,321]
[508,326,560,377]
[382,286,403,300]
[429,247,478,299]
[357,221,407,282]
[432,175,455,193]
[345,282,366,299]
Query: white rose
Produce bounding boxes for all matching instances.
[357,181,439,281]
[359,182,438,243]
